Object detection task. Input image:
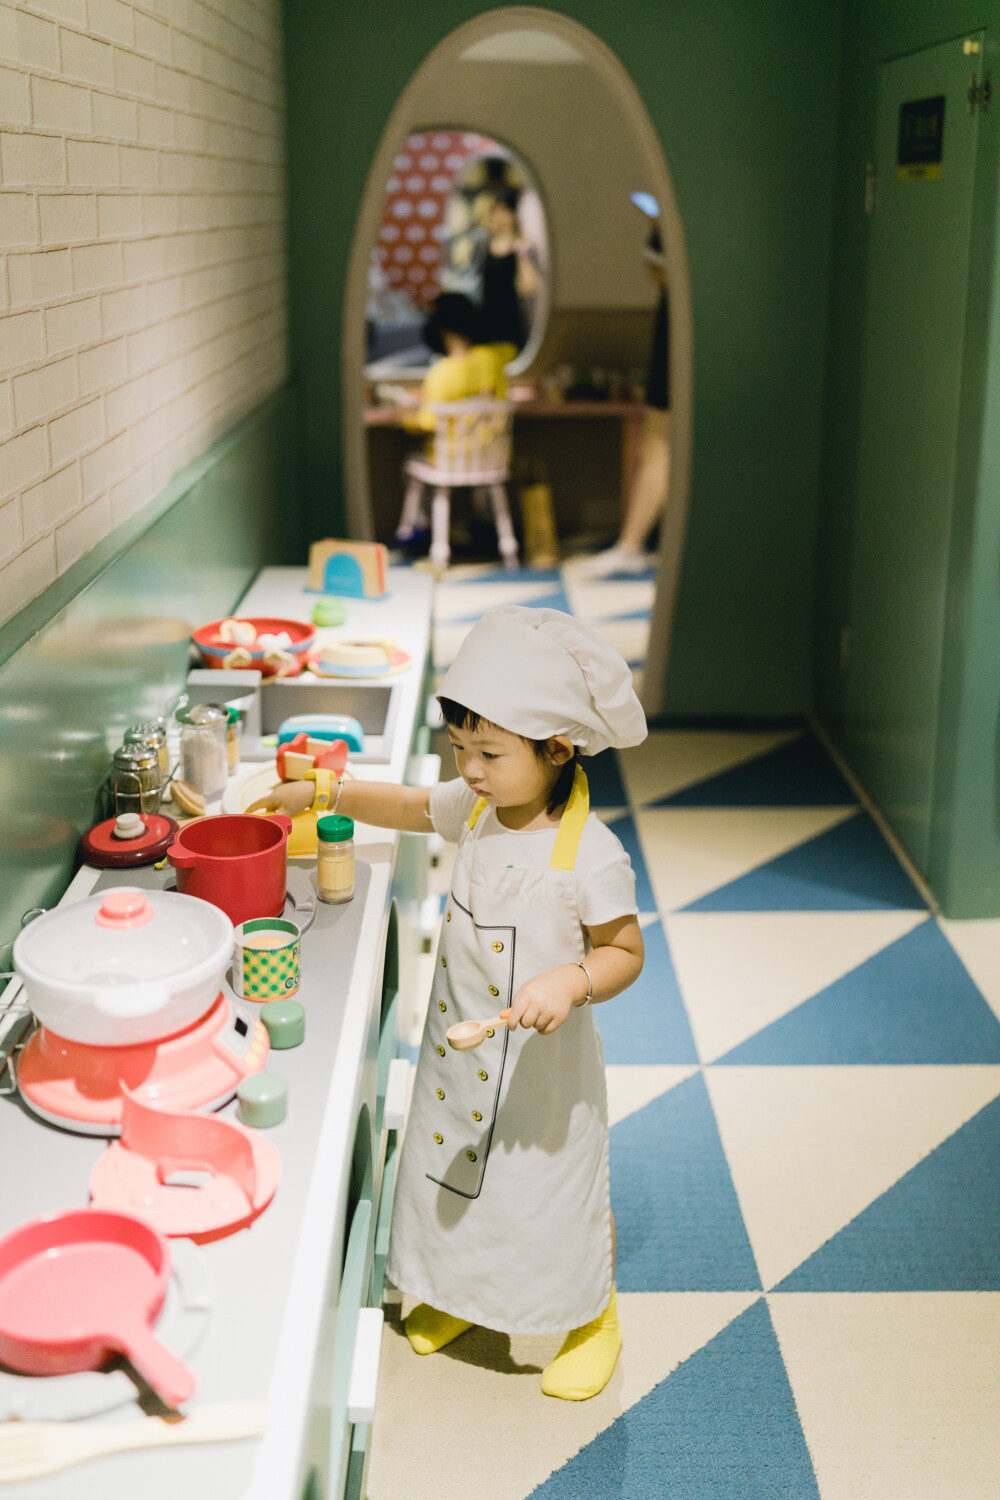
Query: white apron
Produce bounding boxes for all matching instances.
[387,768,612,1336]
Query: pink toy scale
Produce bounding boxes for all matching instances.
[90,1088,280,1242]
[0,1208,195,1409]
[17,995,269,1136]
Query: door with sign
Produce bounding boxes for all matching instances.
[843,33,987,872]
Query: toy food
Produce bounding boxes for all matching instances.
[170,780,207,817]
[276,734,350,782]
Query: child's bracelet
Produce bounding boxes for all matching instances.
[575,960,593,1005]
[331,777,345,817]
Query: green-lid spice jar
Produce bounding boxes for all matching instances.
[317,814,355,904]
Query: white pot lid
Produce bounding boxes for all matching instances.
[15,888,233,990]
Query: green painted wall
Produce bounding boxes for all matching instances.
[283,0,842,715]
[0,389,299,958]
[817,2,1000,915]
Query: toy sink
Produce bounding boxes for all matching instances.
[248,680,401,765]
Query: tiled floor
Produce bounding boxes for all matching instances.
[367,561,1000,1500]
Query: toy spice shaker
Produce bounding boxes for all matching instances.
[316,815,355,904]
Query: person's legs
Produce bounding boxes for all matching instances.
[618,407,670,553]
[577,408,670,577]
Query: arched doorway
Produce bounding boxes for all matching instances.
[342,7,692,713]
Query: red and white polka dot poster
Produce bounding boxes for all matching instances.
[376,131,496,305]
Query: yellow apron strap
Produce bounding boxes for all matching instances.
[467,797,490,831]
[550,765,589,871]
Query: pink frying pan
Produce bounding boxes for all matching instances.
[0,1207,196,1408]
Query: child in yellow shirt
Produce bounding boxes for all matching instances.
[405,292,513,433]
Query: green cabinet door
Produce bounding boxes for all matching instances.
[844,34,985,871]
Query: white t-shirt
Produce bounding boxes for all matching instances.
[429,774,637,928]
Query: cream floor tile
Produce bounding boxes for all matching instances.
[665,910,928,1062]
[636,805,855,913]
[769,1293,1000,1500]
[561,573,656,623]
[605,1064,699,1128]
[367,1292,756,1500]
[433,620,480,671]
[621,729,801,808]
[938,917,1000,1024]
[706,1066,1000,1290]
[585,617,650,666]
[433,578,563,622]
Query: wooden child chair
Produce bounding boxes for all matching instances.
[396,398,519,573]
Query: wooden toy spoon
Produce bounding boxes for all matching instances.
[446,1014,510,1051]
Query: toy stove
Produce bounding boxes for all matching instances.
[17,995,268,1137]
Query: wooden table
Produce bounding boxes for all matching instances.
[363,397,645,508]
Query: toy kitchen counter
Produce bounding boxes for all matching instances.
[0,566,435,1500]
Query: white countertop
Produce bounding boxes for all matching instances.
[0,566,434,1500]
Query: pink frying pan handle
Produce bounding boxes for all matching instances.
[117,1321,197,1408]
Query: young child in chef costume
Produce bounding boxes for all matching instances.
[330,607,645,1399]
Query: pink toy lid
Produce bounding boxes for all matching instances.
[95,891,154,929]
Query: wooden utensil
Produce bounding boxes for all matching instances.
[446,1015,509,1051]
[0,1400,265,1483]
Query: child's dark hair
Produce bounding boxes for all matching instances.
[439,697,579,814]
[423,292,481,356]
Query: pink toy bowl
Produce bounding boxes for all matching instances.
[0,1206,195,1408]
[192,616,315,677]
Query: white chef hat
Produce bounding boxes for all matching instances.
[437,606,647,755]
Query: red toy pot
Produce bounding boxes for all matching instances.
[168,814,291,926]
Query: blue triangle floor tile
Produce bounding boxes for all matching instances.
[529,1299,819,1500]
[654,731,856,807]
[518,588,574,614]
[447,564,563,587]
[715,917,1000,1065]
[597,605,652,622]
[446,588,574,626]
[683,810,926,911]
[581,748,628,807]
[777,1093,1000,1291]
[604,810,656,913]
[596,919,698,1063]
[583,565,657,583]
[611,1074,760,1291]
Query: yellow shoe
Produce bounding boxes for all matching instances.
[542,1285,622,1401]
[404,1302,473,1355]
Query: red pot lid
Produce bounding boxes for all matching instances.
[80,814,179,868]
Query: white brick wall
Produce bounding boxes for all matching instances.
[0,0,287,624]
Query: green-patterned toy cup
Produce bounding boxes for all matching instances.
[233,917,300,1000]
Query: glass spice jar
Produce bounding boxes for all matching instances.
[316,815,355,904]
[108,743,163,816]
[176,704,228,799]
[125,719,169,779]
